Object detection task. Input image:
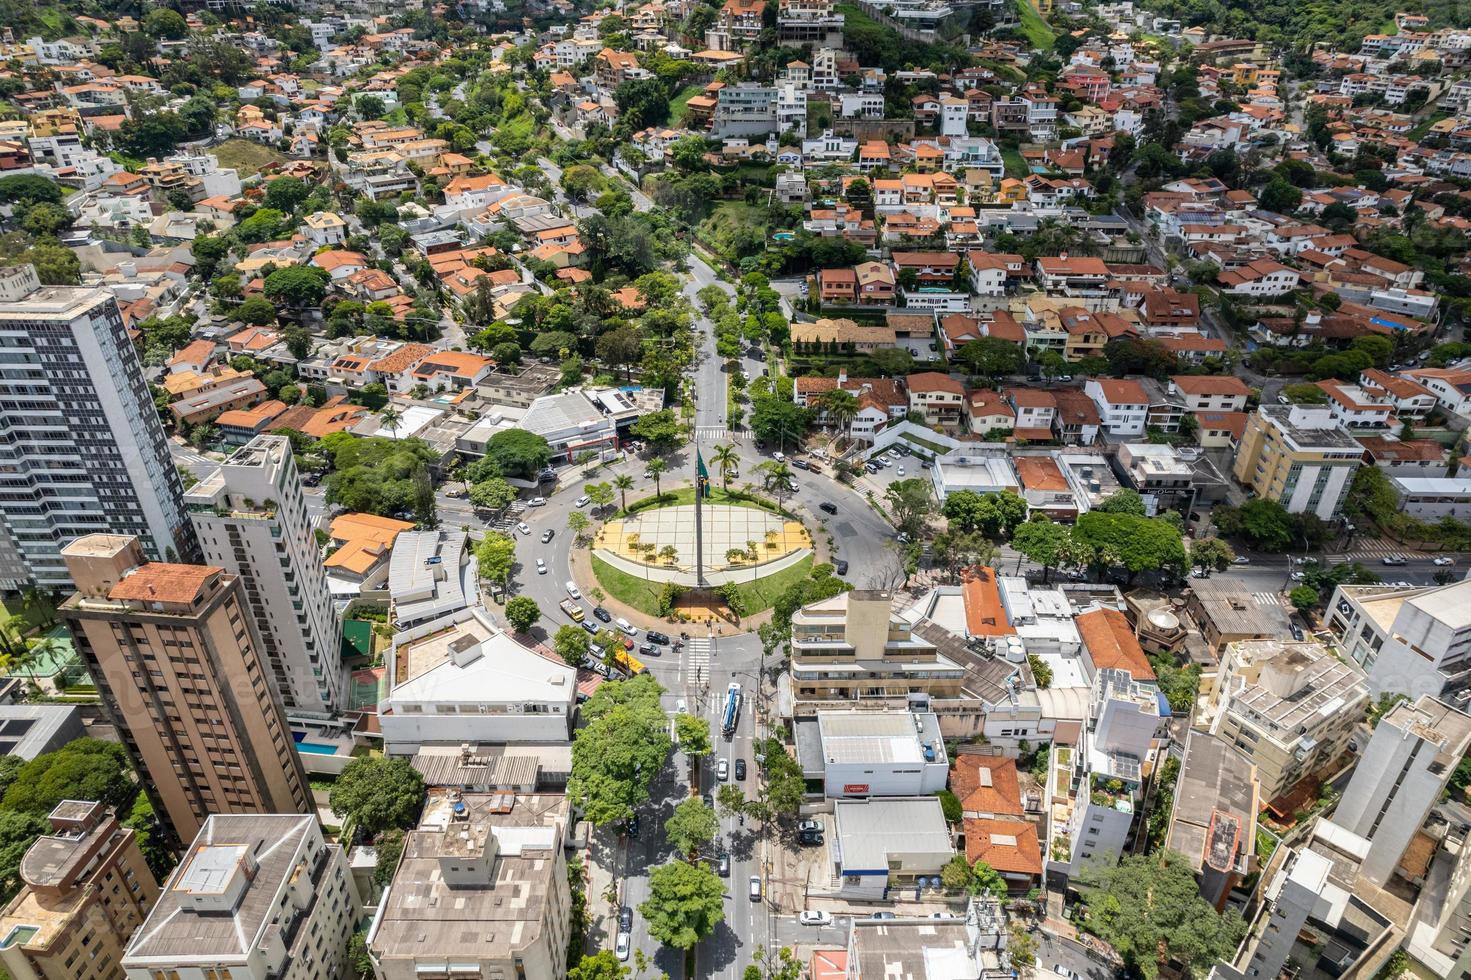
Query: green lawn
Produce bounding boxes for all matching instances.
[1406,113,1448,142]
[591,554,814,618]
[1013,0,1056,50]
[618,486,796,519]
[697,201,770,263]
[213,139,288,178]
[1000,145,1028,179]
[670,83,704,126]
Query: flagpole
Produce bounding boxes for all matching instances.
[695,449,706,588]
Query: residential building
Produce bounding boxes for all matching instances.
[787,590,967,705]
[185,437,344,716]
[1169,375,1250,412]
[1407,801,1471,977]
[59,535,310,845]
[0,704,83,760]
[380,607,576,756]
[0,264,195,592]
[1164,730,1259,910]
[1329,695,1471,887]
[1403,368,1471,418]
[387,530,470,628]
[952,755,1042,895]
[794,709,948,798]
[845,906,1013,980]
[121,814,359,980]
[369,790,572,980]
[1231,405,1362,520]
[1203,640,1368,804]
[0,801,159,980]
[1084,378,1150,437]
[831,797,952,899]
[907,372,967,431]
[1326,579,1471,702]
[1316,378,1395,430]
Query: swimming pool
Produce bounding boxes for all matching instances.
[296,741,343,755]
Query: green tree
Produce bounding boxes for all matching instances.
[640,860,726,949]
[1081,852,1247,979]
[1188,538,1235,571]
[630,410,684,452]
[372,828,405,887]
[475,532,517,589]
[1028,654,1053,689]
[554,625,591,667]
[1258,178,1302,214]
[958,337,1024,380]
[504,596,541,633]
[748,396,811,451]
[886,479,935,537]
[646,456,669,497]
[480,429,553,478]
[568,675,672,826]
[124,793,177,881]
[664,798,718,858]
[236,295,277,325]
[0,810,49,901]
[468,477,517,514]
[1097,488,1147,515]
[263,265,330,307]
[568,951,629,980]
[143,7,188,38]
[1215,498,1296,551]
[969,859,1008,897]
[941,853,972,892]
[1012,519,1072,580]
[674,714,712,759]
[757,736,806,816]
[328,756,425,837]
[2,738,135,815]
[716,784,747,818]
[1289,585,1320,611]
[263,175,309,213]
[1072,511,1186,581]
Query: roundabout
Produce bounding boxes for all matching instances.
[593,502,812,586]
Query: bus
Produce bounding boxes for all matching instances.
[722,682,742,737]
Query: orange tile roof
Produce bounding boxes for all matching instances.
[1076,607,1155,680]
[324,539,389,575]
[216,400,286,429]
[1092,378,1149,405]
[963,817,1042,875]
[1015,456,1068,491]
[110,564,221,603]
[950,755,1023,816]
[961,566,1015,638]
[168,339,216,368]
[329,512,415,547]
[368,342,433,374]
[1170,375,1250,397]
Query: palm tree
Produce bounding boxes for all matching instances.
[646,457,668,498]
[613,474,634,512]
[756,461,795,506]
[820,388,860,446]
[20,587,54,629]
[711,444,739,493]
[378,406,404,438]
[764,529,780,552]
[746,540,760,582]
[726,547,748,570]
[659,545,678,568]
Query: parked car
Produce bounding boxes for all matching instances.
[834,560,849,576]
[734,758,747,780]
[615,932,630,961]
[930,912,958,920]
[790,458,810,471]
[565,582,581,599]
[616,617,637,636]
[580,621,599,635]
[540,528,555,544]
[919,460,932,469]
[717,759,729,781]
[621,636,635,650]
[646,630,671,645]
[718,852,730,877]
[819,501,839,515]
[620,906,633,931]
[575,495,590,507]
[870,911,896,920]
[1290,624,1305,641]
[625,814,640,838]
[527,496,547,507]
[800,911,833,926]
[593,606,612,622]
[896,466,905,476]
[749,876,763,902]
[1053,967,1077,980]
[773,452,786,462]
[676,699,688,714]
[798,831,824,846]
[639,642,658,656]
[516,521,531,535]
[798,818,824,834]
[535,558,547,575]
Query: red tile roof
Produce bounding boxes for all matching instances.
[963,817,1042,875]
[951,755,1023,816]
[1077,607,1155,680]
[961,566,1015,638]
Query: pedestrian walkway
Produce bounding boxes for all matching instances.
[685,637,712,690]
[694,426,743,443]
[1326,537,1414,562]
[1253,591,1285,608]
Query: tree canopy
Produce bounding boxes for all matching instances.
[568,675,672,826]
[321,434,437,523]
[639,860,726,949]
[1,738,135,815]
[328,756,426,837]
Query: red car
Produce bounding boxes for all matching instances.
[622,636,635,651]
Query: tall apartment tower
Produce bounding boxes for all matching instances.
[0,264,195,593]
[1329,695,1471,887]
[185,436,343,716]
[122,814,361,980]
[58,534,309,846]
[0,800,160,980]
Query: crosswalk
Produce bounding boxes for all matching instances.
[685,637,711,688]
[1252,591,1285,608]
[693,426,743,443]
[1327,537,1412,562]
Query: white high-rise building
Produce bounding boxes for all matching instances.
[0,264,194,592]
[1329,695,1471,887]
[185,436,343,715]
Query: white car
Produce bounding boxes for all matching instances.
[535,558,547,574]
[1435,557,1456,566]
[616,617,637,636]
[1053,967,1077,980]
[676,699,688,714]
[1232,556,1251,565]
[1190,568,1210,579]
[799,910,833,926]
[527,496,547,507]
[575,495,591,508]
[773,451,786,462]
[896,466,905,476]
[516,521,531,535]
[1290,571,1306,582]
[615,931,630,961]
[566,581,581,600]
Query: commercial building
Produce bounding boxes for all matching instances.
[59,535,310,845]
[845,901,1014,979]
[380,607,577,756]
[121,814,360,980]
[1203,640,1367,804]
[1326,579,1471,701]
[1165,730,1260,910]
[369,790,572,980]
[831,797,953,899]
[0,801,159,980]
[387,530,470,628]
[0,264,195,593]
[0,704,84,761]
[1328,695,1471,888]
[1231,405,1361,520]
[794,709,948,798]
[185,436,344,716]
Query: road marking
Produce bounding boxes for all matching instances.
[694,426,742,443]
[686,638,711,692]
[1252,591,1284,607]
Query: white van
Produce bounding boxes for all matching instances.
[616,617,636,636]
[565,581,581,600]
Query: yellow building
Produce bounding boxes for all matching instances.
[1231,405,1361,521]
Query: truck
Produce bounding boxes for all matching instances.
[721,682,742,737]
[559,599,585,622]
[610,649,645,677]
